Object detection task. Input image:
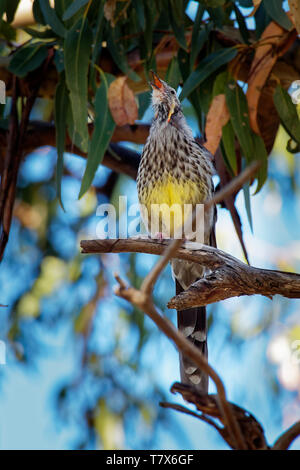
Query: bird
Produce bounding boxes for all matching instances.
[137,71,217,393]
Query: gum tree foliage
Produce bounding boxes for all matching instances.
[0,0,300,449]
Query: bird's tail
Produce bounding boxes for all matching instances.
[175,279,208,394]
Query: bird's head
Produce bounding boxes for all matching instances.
[149,71,181,123]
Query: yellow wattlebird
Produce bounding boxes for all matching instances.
[137,72,217,393]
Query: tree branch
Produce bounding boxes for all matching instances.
[0,121,146,179]
[161,382,268,450]
[113,275,247,449]
[80,238,300,308]
[272,421,300,450]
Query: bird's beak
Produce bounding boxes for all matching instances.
[149,70,164,90]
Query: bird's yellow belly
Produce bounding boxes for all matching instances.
[140,176,206,237]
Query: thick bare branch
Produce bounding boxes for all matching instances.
[80,238,300,308]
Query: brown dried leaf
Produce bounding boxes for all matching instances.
[288,0,300,33]
[204,94,230,155]
[246,22,297,134]
[108,76,138,126]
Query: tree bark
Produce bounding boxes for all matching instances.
[80,238,300,308]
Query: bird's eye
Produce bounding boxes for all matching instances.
[170,90,176,95]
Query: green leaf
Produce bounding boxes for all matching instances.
[262,0,292,30]
[197,0,225,7]
[142,0,154,62]
[9,43,48,78]
[32,0,46,24]
[190,3,205,68]
[233,3,250,44]
[178,47,203,130]
[252,133,268,194]
[226,80,268,193]
[138,91,150,120]
[66,104,83,150]
[207,6,225,27]
[54,74,69,209]
[222,120,237,175]
[5,0,20,23]
[243,181,253,232]
[64,17,93,153]
[133,0,145,30]
[165,56,182,90]
[168,0,187,50]
[54,48,64,72]
[79,72,116,198]
[0,1,6,16]
[62,0,89,20]
[190,22,213,69]
[225,80,254,163]
[180,48,237,100]
[273,85,300,146]
[38,0,66,37]
[90,1,104,92]
[212,69,229,96]
[237,0,253,6]
[23,26,56,39]
[107,28,141,82]
[0,18,16,40]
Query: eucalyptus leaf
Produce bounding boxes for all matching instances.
[197,0,225,7]
[263,0,292,30]
[9,43,48,78]
[90,1,105,92]
[190,22,213,69]
[273,85,300,146]
[252,133,268,194]
[138,92,151,120]
[23,26,56,39]
[225,80,254,163]
[64,18,93,153]
[79,73,116,198]
[5,0,20,23]
[165,56,182,90]
[33,0,46,24]
[107,29,141,82]
[54,74,69,209]
[180,48,237,101]
[38,0,66,37]
[233,3,250,44]
[243,181,253,232]
[168,0,187,50]
[222,120,237,175]
[0,18,16,40]
[226,80,268,193]
[62,0,89,20]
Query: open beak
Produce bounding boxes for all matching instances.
[149,70,164,90]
